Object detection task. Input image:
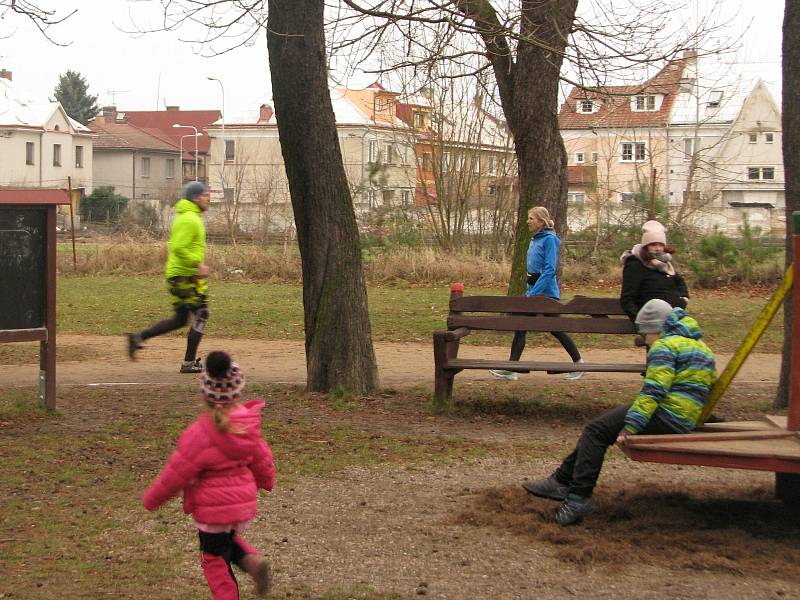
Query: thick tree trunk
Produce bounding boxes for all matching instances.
[267,0,379,394]
[776,1,800,408]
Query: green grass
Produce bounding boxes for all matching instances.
[57,275,784,352]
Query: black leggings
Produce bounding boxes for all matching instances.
[140,304,209,362]
[509,329,581,363]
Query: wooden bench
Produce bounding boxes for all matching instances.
[432,284,646,405]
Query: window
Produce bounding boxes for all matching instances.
[375,97,384,112]
[683,137,699,160]
[382,189,395,205]
[400,190,412,206]
[575,152,585,164]
[382,143,393,164]
[422,152,432,171]
[488,185,496,196]
[25,142,34,165]
[471,157,480,174]
[620,142,646,162]
[413,112,424,128]
[75,145,84,168]
[619,192,637,203]
[442,151,451,171]
[140,193,150,200]
[765,132,775,143]
[568,192,586,204]
[166,158,175,179]
[456,154,465,172]
[748,133,758,144]
[224,140,235,161]
[500,157,508,174]
[633,95,656,111]
[367,189,377,208]
[747,166,775,180]
[368,140,378,163]
[141,157,151,178]
[707,90,723,108]
[591,152,598,163]
[577,99,594,114]
[53,144,61,167]
[487,156,496,175]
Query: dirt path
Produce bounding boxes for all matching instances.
[0,334,782,389]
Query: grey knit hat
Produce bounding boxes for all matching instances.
[183,181,209,201]
[635,299,673,334]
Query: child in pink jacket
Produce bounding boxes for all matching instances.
[143,351,276,599]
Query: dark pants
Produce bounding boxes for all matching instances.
[509,329,581,363]
[553,403,677,498]
[140,304,209,362]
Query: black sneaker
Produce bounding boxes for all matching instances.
[127,333,144,360]
[554,497,593,526]
[522,475,569,501]
[179,358,203,373]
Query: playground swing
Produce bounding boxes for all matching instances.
[617,212,800,503]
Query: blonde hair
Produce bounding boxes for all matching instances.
[205,401,244,434]
[529,206,555,229]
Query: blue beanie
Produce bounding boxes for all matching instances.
[183,181,209,201]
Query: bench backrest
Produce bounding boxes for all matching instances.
[447,295,636,334]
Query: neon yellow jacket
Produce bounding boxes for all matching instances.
[165,199,206,277]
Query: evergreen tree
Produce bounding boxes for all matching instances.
[53,70,99,125]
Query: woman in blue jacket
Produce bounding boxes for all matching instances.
[490,206,584,381]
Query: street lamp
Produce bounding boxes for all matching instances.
[173,124,201,181]
[207,76,225,191]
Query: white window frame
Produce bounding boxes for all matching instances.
[707,90,723,108]
[224,139,235,161]
[141,156,151,178]
[368,139,378,163]
[471,156,480,174]
[442,151,451,171]
[456,154,465,172]
[765,132,775,144]
[762,167,775,180]
[375,97,384,112]
[620,141,646,163]
[632,95,657,111]
[591,152,598,163]
[367,189,377,208]
[746,166,776,181]
[487,155,496,175]
[166,158,175,179]
[619,192,637,203]
[400,189,412,206]
[577,99,594,114]
[683,137,699,161]
[575,152,585,164]
[413,112,424,128]
[568,192,586,204]
[382,142,393,164]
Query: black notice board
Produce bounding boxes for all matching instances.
[0,208,47,329]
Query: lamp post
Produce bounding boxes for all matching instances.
[207,76,225,192]
[173,124,201,181]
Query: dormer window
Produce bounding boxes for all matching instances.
[577,99,596,114]
[632,95,657,111]
[707,90,723,108]
[413,112,425,128]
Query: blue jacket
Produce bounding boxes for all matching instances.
[526,228,561,299]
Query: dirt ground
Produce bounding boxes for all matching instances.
[1,337,797,600]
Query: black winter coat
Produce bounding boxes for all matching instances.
[620,255,689,321]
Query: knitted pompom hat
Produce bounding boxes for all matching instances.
[641,220,667,247]
[200,351,245,405]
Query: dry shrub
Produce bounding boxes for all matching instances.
[365,247,508,287]
[450,483,800,579]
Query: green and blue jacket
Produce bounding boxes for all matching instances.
[624,308,717,434]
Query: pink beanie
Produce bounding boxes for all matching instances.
[641,220,667,247]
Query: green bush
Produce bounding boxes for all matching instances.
[80,186,129,223]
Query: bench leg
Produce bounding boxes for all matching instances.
[434,369,455,409]
[776,472,800,505]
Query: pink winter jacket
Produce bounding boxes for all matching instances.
[142,399,276,524]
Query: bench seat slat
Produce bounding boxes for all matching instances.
[447,315,636,334]
[451,295,626,316]
[445,359,645,373]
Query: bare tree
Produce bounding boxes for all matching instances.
[0,1,74,42]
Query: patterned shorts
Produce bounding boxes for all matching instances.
[167,276,208,309]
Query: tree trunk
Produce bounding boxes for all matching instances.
[267,0,379,394]
[776,1,800,408]
[455,0,578,295]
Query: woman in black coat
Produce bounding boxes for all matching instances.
[620,220,689,323]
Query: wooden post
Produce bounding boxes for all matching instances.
[41,205,57,410]
[68,176,77,270]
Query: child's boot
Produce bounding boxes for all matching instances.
[233,535,271,597]
[201,551,239,600]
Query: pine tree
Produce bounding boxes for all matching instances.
[53,70,99,125]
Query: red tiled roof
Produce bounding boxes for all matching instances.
[0,188,70,205]
[559,60,685,129]
[124,110,221,153]
[88,116,180,153]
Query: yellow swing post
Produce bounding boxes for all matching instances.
[697,265,793,425]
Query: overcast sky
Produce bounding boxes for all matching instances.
[0,0,785,120]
